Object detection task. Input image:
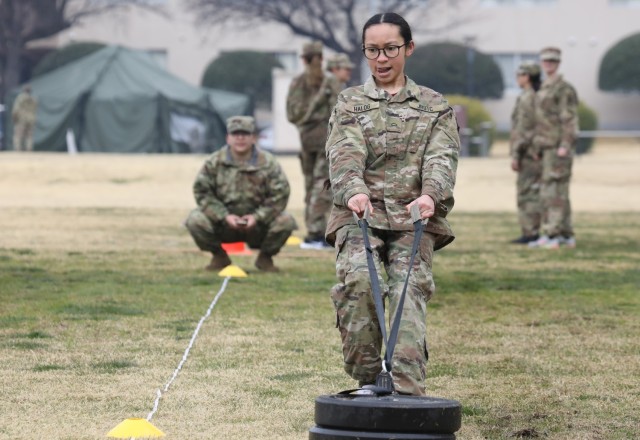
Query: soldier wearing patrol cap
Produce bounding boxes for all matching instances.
[509,61,542,244]
[327,53,356,88]
[286,41,341,250]
[529,46,579,249]
[185,116,297,272]
[326,12,460,396]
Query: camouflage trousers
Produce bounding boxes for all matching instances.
[516,155,542,237]
[13,120,35,152]
[299,148,331,239]
[330,224,436,396]
[540,148,573,237]
[185,209,297,256]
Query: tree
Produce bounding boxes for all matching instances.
[598,32,640,93]
[202,51,282,109]
[0,0,164,100]
[185,0,465,82]
[405,42,504,99]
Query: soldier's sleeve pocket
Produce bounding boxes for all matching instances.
[408,101,436,154]
[418,232,434,267]
[335,226,349,255]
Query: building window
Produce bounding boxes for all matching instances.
[481,0,556,6]
[492,53,539,92]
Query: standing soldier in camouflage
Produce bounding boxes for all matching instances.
[11,84,38,152]
[529,47,578,249]
[326,13,459,396]
[327,53,355,89]
[286,41,341,250]
[185,116,297,272]
[509,62,542,244]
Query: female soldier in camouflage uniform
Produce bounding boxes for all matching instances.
[509,62,542,244]
[325,13,460,396]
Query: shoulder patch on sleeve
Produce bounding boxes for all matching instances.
[413,86,449,112]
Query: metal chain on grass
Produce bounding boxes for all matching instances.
[146,276,230,422]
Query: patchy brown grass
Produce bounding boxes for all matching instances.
[0,140,639,439]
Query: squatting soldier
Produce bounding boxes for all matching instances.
[326,53,355,89]
[185,116,297,272]
[326,13,459,396]
[286,41,341,250]
[529,47,579,249]
[12,84,38,152]
[510,62,542,244]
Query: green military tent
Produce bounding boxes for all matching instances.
[5,45,251,153]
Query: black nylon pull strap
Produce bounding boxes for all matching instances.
[353,208,388,348]
[353,205,425,386]
[384,204,424,372]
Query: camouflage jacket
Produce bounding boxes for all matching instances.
[286,69,341,151]
[325,76,460,250]
[193,146,290,225]
[533,74,579,150]
[12,92,38,124]
[510,87,537,160]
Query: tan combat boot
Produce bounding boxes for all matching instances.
[205,251,231,271]
[255,252,279,272]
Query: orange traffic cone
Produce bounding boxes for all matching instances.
[221,242,253,255]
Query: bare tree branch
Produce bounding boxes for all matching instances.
[185,0,468,82]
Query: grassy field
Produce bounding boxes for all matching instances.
[1,143,639,439]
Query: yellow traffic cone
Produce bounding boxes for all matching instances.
[106,418,164,438]
[218,264,248,278]
[286,236,302,246]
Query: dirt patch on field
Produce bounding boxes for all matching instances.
[1,139,639,213]
[0,139,638,251]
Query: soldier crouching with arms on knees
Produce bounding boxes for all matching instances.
[325,12,460,396]
[185,116,297,272]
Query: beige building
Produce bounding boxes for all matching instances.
[55,0,640,151]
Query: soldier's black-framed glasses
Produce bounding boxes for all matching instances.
[362,42,410,60]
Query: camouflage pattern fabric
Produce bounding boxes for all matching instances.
[325,76,459,248]
[299,149,332,238]
[287,68,341,238]
[185,145,296,255]
[11,91,38,151]
[510,87,541,237]
[325,76,460,395]
[516,156,542,237]
[510,88,538,161]
[331,225,436,396]
[533,74,578,151]
[534,75,578,237]
[540,148,573,238]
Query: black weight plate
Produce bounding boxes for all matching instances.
[314,394,461,434]
[309,425,456,439]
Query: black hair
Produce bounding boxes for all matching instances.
[530,73,542,92]
[362,12,413,46]
[302,53,322,64]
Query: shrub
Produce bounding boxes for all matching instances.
[32,42,106,77]
[446,94,495,155]
[577,101,598,155]
[406,42,504,99]
[598,32,640,93]
[201,51,282,109]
